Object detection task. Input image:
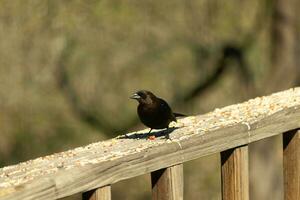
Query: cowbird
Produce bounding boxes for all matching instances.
[130,90,185,134]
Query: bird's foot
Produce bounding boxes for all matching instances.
[165,132,170,140]
[164,128,171,140]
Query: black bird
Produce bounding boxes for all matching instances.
[130,90,185,134]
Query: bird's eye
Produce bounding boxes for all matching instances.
[137,92,146,99]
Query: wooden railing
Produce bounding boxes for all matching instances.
[0,88,300,200]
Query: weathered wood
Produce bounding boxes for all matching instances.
[82,186,111,200]
[151,164,183,200]
[283,129,300,200]
[0,88,300,200]
[221,145,249,200]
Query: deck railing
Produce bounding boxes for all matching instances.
[0,88,299,200]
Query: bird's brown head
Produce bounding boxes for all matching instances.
[130,90,156,105]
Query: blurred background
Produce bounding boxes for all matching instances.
[0,0,299,199]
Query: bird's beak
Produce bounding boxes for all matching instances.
[130,93,141,100]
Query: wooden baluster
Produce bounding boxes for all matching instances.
[151,164,184,200]
[283,129,300,200]
[221,145,249,200]
[82,186,111,200]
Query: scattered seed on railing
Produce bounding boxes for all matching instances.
[0,88,300,192]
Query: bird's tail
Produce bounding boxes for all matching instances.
[173,112,186,117]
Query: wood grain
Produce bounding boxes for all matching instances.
[221,145,249,200]
[283,129,300,200]
[151,164,183,200]
[0,88,299,200]
[82,186,111,200]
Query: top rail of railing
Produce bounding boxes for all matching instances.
[0,88,300,200]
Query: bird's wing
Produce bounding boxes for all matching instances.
[158,98,177,122]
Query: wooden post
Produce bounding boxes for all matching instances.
[221,145,249,200]
[82,186,111,200]
[283,129,300,200]
[151,164,184,200]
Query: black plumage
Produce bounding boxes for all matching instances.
[130,90,185,134]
